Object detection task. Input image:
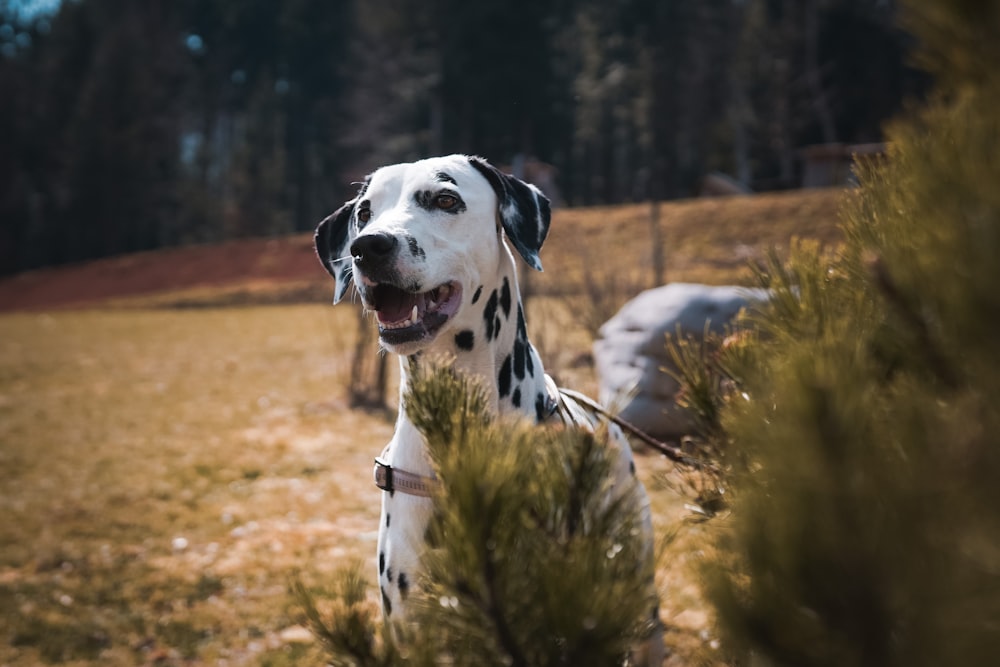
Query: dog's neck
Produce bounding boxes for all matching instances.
[391,243,548,472]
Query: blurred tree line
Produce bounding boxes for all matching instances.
[0,0,925,275]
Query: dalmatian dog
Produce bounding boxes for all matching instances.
[315,155,662,663]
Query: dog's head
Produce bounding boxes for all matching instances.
[315,155,551,354]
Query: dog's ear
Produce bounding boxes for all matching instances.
[468,156,551,271]
[315,199,357,304]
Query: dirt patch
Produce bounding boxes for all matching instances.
[0,235,326,312]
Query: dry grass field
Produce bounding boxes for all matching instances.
[0,189,845,665]
[0,306,381,665]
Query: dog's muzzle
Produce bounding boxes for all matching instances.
[351,232,464,347]
[360,279,463,346]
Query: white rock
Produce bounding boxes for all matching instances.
[594,283,769,440]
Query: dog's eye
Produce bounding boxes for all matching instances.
[357,208,372,223]
[435,194,458,210]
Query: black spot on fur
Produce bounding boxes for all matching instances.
[379,551,385,575]
[512,387,521,408]
[535,393,547,422]
[500,277,512,318]
[435,171,456,185]
[472,285,483,304]
[381,586,392,615]
[455,330,475,351]
[414,190,435,210]
[386,567,393,583]
[513,340,526,380]
[525,343,535,377]
[406,235,426,260]
[398,572,409,598]
[386,513,391,528]
[630,460,636,476]
[516,305,527,340]
[483,290,499,341]
[498,355,512,398]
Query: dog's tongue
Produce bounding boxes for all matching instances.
[374,284,420,323]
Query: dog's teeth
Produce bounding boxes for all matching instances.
[411,305,419,323]
[427,284,449,313]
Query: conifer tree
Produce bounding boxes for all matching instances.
[703,1,1000,663]
[298,362,658,666]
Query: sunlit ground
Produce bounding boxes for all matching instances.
[0,306,385,664]
[0,301,720,665]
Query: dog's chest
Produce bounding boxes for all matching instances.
[377,486,431,617]
[375,418,433,616]
[376,360,550,618]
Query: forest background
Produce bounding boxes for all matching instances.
[0,0,925,276]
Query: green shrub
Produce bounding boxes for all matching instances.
[706,2,1000,663]
[298,362,657,666]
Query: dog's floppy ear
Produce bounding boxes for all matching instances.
[314,199,357,304]
[468,156,551,271]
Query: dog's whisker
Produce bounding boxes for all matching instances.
[328,255,353,264]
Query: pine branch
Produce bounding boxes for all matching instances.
[664,324,726,438]
[868,253,960,389]
[482,552,529,667]
[291,568,391,667]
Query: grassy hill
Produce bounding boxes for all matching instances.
[0,188,845,312]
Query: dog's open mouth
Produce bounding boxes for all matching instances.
[369,281,462,345]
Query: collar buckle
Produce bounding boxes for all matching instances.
[373,457,436,497]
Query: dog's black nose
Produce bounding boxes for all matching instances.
[351,233,398,268]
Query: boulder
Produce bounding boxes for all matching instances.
[593,283,769,441]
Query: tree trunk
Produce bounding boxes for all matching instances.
[804,0,837,144]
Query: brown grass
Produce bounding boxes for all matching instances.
[0,188,844,313]
[537,189,844,292]
[0,306,387,665]
[0,190,847,665]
